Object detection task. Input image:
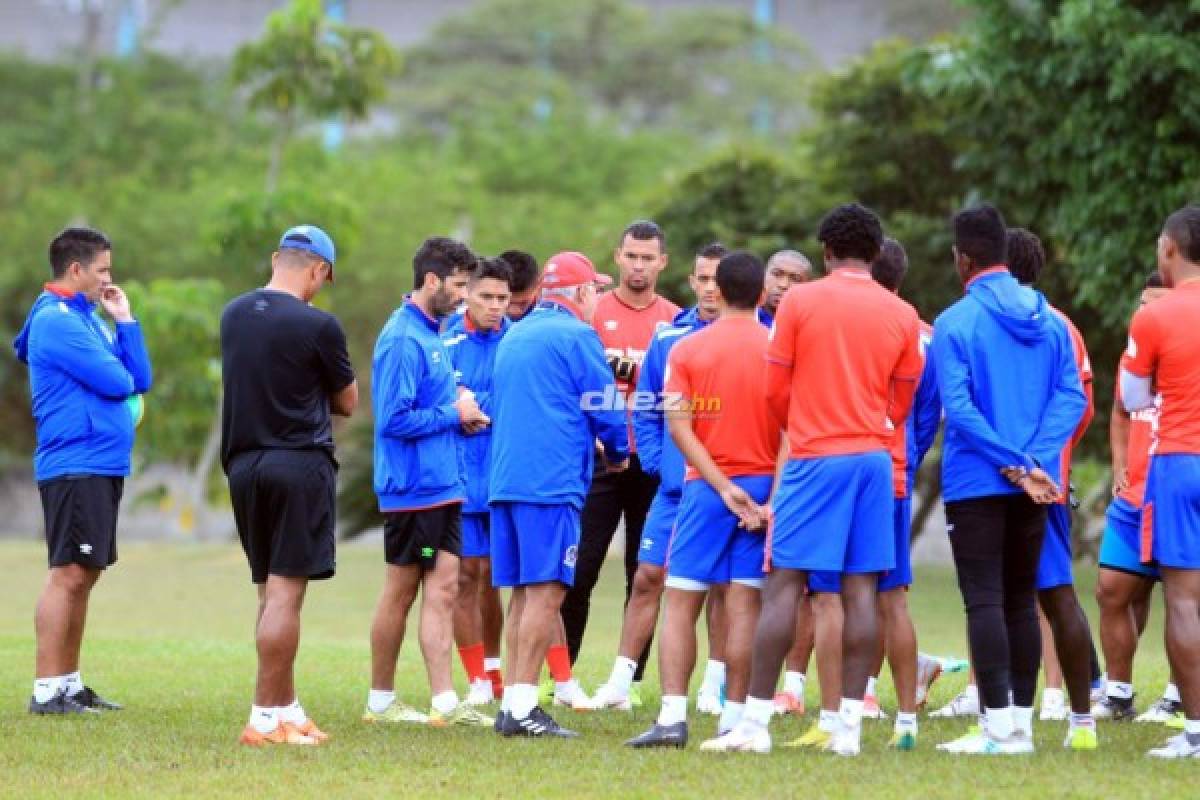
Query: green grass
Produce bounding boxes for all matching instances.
[0,541,1192,798]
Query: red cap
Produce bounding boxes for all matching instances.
[541,251,613,289]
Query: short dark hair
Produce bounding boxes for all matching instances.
[1006,227,1045,286]
[696,242,729,261]
[618,219,666,252]
[413,237,476,289]
[953,204,1008,268]
[471,256,513,288]
[716,250,765,310]
[1164,205,1200,264]
[817,203,884,264]
[1145,270,1165,290]
[498,250,540,293]
[871,238,909,292]
[49,227,111,278]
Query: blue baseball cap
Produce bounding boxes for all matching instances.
[279,225,337,281]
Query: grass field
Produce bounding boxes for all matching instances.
[0,540,1193,798]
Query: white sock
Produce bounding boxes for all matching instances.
[1165,683,1181,703]
[986,706,1015,739]
[718,701,744,732]
[744,695,774,728]
[249,705,277,734]
[367,689,395,714]
[63,671,83,697]
[1069,712,1095,729]
[431,690,458,715]
[1042,687,1064,708]
[895,711,917,733]
[865,676,878,699]
[33,676,63,704]
[510,683,538,720]
[964,684,979,703]
[278,699,307,725]
[1014,705,1034,736]
[555,678,577,695]
[818,709,839,733]
[700,660,726,695]
[658,694,688,727]
[484,657,502,672]
[1185,718,1200,736]
[608,656,637,694]
[783,671,806,697]
[839,697,864,731]
[1107,681,1134,701]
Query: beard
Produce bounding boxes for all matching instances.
[433,287,461,318]
[626,274,650,291]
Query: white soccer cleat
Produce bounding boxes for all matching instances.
[915,653,944,708]
[696,691,724,716]
[929,689,980,718]
[1148,734,1200,759]
[552,679,595,711]
[699,721,771,754]
[590,683,633,712]
[936,726,985,754]
[1039,694,1068,721]
[464,679,494,707]
[827,727,862,756]
[1137,697,1183,724]
[949,732,1034,756]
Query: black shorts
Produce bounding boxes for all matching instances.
[384,503,462,569]
[39,475,123,570]
[228,450,337,584]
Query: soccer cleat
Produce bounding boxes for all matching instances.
[1148,734,1200,759]
[499,706,579,738]
[781,722,832,749]
[863,693,888,720]
[696,691,724,716]
[71,687,122,711]
[948,732,1034,756]
[362,700,429,724]
[915,654,944,709]
[1137,697,1184,724]
[429,703,495,728]
[285,719,329,743]
[29,689,100,716]
[890,729,918,751]
[625,722,688,749]
[465,679,495,707]
[552,679,595,712]
[1092,695,1136,722]
[827,727,861,757]
[493,710,508,733]
[935,724,983,753]
[930,689,979,718]
[1040,694,1068,721]
[539,677,555,705]
[1064,725,1098,750]
[590,683,633,711]
[699,721,771,754]
[1166,714,1185,731]
[773,691,804,716]
[239,723,317,747]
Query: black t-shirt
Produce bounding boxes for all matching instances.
[219,289,355,471]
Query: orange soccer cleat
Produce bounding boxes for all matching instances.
[239,723,318,747]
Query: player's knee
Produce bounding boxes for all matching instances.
[49,565,96,596]
[1095,577,1126,611]
[632,566,664,596]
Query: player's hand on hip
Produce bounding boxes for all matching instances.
[99,284,133,322]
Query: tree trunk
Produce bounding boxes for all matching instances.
[186,391,224,540]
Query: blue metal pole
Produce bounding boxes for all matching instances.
[115,0,142,57]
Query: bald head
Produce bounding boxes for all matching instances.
[763,249,813,315]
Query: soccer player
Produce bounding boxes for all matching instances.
[1120,205,1200,759]
[499,249,541,322]
[591,243,726,711]
[1006,227,1101,747]
[489,251,629,737]
[931,205,1087,756]
[14,227,152,716]
[704,204,924,756]
[759,249,812,325]
[220,225,355,745]
[366,237,492,728]
[625,251,781,749]
[1094,271,1167,722]
[560,220,679,699]
[443,257,513,706]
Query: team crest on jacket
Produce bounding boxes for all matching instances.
[564,545,578,568]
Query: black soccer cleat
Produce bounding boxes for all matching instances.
[29,689,100,715]
[625,721,688,749]
[499,706,579,738]
[494,710,509,733]
[72,686,123,711]
[1093,695,1135,722]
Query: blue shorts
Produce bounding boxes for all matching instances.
[808,496,913,593]
[462,512,490,559]
[490,502,580,588]
[1098,497,1158,580]
[1036,503,1073,590]
[769,452,893,574]
[638,490,679,568]
[665,475,772,588]
[1144,454,1200,569]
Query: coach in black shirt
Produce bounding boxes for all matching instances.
[220,224,358,747]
